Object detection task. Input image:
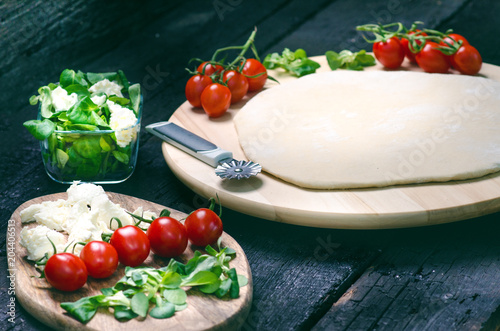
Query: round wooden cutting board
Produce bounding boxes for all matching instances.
[162,56,500,229]
[11,192,252,330]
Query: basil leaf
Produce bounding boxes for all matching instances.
[60,295,105,324]
[161,271,182,289]
[128,83,141,115]
[325,51,342,70]
[181,270,219,287]
[67,96,101,125]
[228,268,240,299]
[86,72,118,85]
[56,148,69,168]
[64,84,91,98]
[130,292,149,318]
[326,49,375,71]
[23,119,55,140]
[149,302,175,319]
[215,278,232,298]
[162,288,187,305]
[73,136,101,159]
[263,48,320,77]
[37,86,54,118]
[114,306,137,321]
[118,70,130,91]
[237,274,248,287]
[112,150,129,164]
[60,69,88,88]
[199,279,221,294]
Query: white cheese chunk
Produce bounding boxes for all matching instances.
[89,79,123,97]
[51,86,78,112]
[107,100,138,148]
[91,193,134,230]
[20,225,67,261]
[32,199,70,231]
[67,181,106,205]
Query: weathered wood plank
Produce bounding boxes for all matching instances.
[312,213,500,331]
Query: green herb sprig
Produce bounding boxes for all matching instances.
[263,48,321,77]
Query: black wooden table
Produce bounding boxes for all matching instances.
[2,1,500,330]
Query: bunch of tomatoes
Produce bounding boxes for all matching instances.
[185,29,268,118]
[357,22,482,75]
[42,203,224,292]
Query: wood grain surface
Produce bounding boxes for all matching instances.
[10,192,252,331]
[160,56,500,229]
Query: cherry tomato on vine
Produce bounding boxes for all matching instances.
[415,41,450,73]
[184,208,223,246]
[110,225,150,267]
[441,33,469,47]
[200,83,232,118]
[185,74,213,108]
[79,241,119,279]
[223,70,249,104]
[197,61,224,76]
[242,58,268,92]
[147,216,188,258]
[453,44,482,75]
[44,253,87,292]
[440,33,470,69]
[400,30,427,63]
[373,37,405,69]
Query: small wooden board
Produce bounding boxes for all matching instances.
[162,56,500,229]
[11,192,252,330]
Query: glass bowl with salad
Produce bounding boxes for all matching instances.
[24,69,142,184]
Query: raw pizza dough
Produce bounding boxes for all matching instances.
[234,70,500,189]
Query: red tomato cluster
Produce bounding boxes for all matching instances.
[43,206,224,292]
[185,59,268,118]
[373,32,482,75]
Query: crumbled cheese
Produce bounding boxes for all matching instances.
[89,79,123,98]
[67,181,106,205]
[20,203,44,223]
[51,86,78,112]
[32,199,70,231]
[91,193,134,230]
[90,94,107,106]
[107,100,138,147]
[20,225,67,261]
[18,182,157,260]
[67,217,102,255]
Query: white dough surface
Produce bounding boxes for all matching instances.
[234,70,500,189]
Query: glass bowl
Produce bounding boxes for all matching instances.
[39,99,142,184]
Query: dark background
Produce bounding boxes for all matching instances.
[1,1,499,330]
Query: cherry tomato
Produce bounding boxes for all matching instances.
[147,216,188,258]
[453,44,482,75]
[441,33,469,47]
[400,30,427,63]
[80,241,119,279]
[44,253,87,292]
[242,59,268,92]
[200,83,231,118]
[223,70,249,104]
[372,37,405,69]
[197,61,224,76]
[440,33,469,68]
[185,74,212,108]
[415,41,450,73]
[110,225,150,267]
[184,208,223,246]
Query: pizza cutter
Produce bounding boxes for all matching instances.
[146,121,261,180]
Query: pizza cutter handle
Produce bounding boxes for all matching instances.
[145,121,233,168]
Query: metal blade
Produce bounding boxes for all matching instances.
[215,159,262,179]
